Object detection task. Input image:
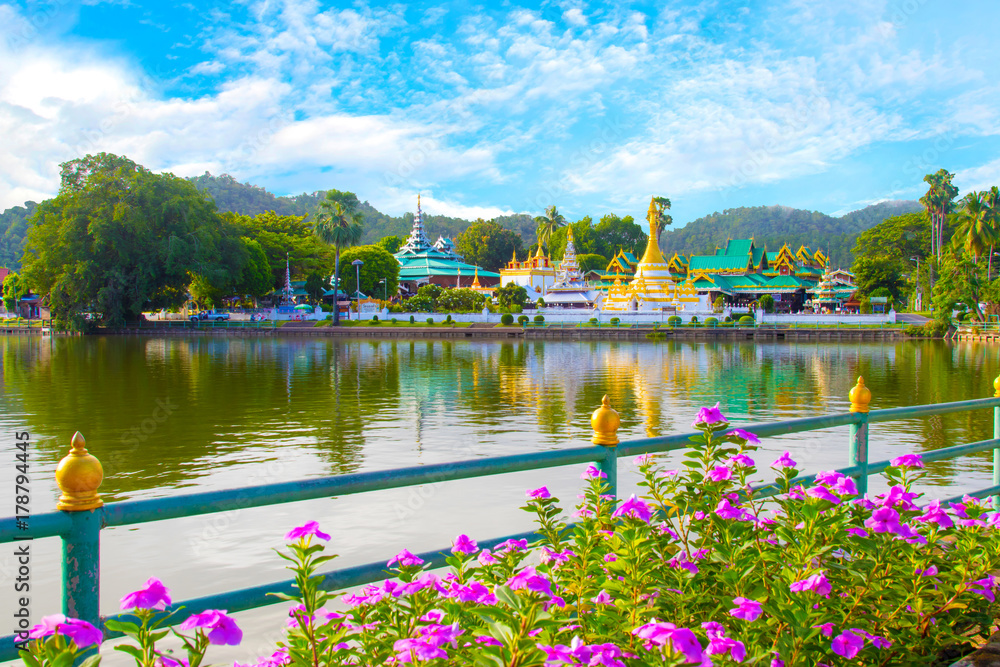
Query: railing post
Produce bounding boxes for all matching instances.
[55,432,103,635]
[994,376,1000,510]
[591,396,620,500]
[848,377,871,495]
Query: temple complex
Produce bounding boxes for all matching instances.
[683,239,830,312]
[394,195,500,294]
[543,227,604,308]
[499,246,557,297]
[603,198,701,312]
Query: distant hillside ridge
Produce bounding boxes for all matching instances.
[187,172,540,246]
[661,200,923,268]
[0,170,923,271]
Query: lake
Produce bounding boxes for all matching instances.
[0,335,995,664]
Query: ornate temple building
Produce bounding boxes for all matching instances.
[543,227,604,308]
[499,246,557,297]
[603,198,701,312]
[683,239,830,312]
[394,195,500,294]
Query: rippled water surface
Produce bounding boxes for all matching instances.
[0,335,996,662]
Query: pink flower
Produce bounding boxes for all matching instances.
[831,630,865,659]
[715,498,745,520]
[807,486,841,504]
[891,453,924,468]
[772,451,797,469]
[507,567,554,597]
[789,572,832,597]
[285,521,331,542]
[812,623,834,637]
[27,615,103,648]
[729,597,763,622]
[634,454,654,466]
[729,454,755,467]
[612,495,652,523]
[527,486,551,499]
[121,577,172,611]
[178,610,242,646]
[726,429,760,444]
[865,507,901,534]
[692,403,728,428]
[968,575,998,602]
[388,549,425,568]
[707,466,732,482]
[591,590,614,605]
[451,534,478,555]
[477,549,497,566]
[916,565,939,577]
[915,499,954,528]
[846,527,868,537]
[632,621,705,663]
[581,464,607,479]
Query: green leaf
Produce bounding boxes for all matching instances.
[78,653,103,667]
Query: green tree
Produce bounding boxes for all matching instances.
[314,190,364,325]
[376,235,404,254]
[231,211,332,287]
[987,186,1000,281]
[337,245,399,300]
[2,271,23,313]
[234,237,273,303]
[494,283,527,311]
[436,287,486,313]
[577,253,607,273]
[852,255,909,303]
[304,272,331,304]
[454,219,524,272]
[534,205,567,252]
[920,169,959,264]
[594,214,646,257]
[759,294,775,313]
[932,250,984,321]
[954,191,995,265]
[20,153,240,328]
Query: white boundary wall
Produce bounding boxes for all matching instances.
[759,312,896,325]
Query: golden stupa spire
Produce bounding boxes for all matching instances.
[535,244,544,258]
[472,266,481,287]
[639,196,666,265]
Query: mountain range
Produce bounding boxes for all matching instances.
[0,172,923,270]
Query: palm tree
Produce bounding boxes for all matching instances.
[314,190,364,326]
[955,191,994,264]
[987,186,1000,281]
[534,205,567,254]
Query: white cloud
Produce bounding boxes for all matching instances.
[563,8,587,27]
[955,158,1000,194]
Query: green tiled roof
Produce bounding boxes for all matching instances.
[722,239,754,257]
[766,252,779,262]
[689,256,751,271]
[397,257,500,280]
[751,246,765,266]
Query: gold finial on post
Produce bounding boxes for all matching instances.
[56,432,104,511]
[994,375,1000,398]
[591,395,621,446]
[849,377,871,413]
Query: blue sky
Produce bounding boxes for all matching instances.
[1,0,999,226]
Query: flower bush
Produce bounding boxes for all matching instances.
[22,406,1000,666]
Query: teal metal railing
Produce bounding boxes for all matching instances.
[2,377,1000,661]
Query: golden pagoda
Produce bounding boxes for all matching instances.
[499,245,556,295]
[603,197,699,312]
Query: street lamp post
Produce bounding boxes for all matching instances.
[379,278,387,301]
[352,259,364,307]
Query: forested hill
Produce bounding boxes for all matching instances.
[0,170,921,270]
[0,202,35,270]
[186,172,539,246]
[661,201,923,268]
